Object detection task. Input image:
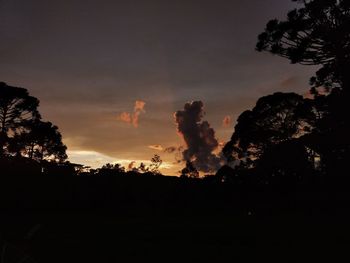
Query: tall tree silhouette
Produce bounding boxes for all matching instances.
[256,0,350,93]
[223,92,314,169]
[0,82,40,156]
[149,154,162,175]
[0,82,67,168]
[257,0,350,176]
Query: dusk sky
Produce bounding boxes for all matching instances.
[0,0,316,174]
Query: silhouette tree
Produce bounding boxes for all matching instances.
[138,162,149,173]
[180,161,199,178]
[149,154,162,175]
[99,163,125,176]
[257,0,350,177]
[256,0,350,92]
[255,139,315,184]
[223,92,314,168]
[215,165,236,183]
[0,82,40,156]
[12,120,67,162]
[312,75,350,177]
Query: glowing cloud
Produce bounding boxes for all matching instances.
[119,112,132,124]
[134,100,146,112]
[148,145,164,151]
[222,115,232,128]
[118,100,146,128]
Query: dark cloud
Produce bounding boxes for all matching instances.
[174,101,222,173]
[164,146,178,153]
[163,146,184,164]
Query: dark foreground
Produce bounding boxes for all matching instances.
[1,175,350,262]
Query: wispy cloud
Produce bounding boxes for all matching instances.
[119,112,132,123]
[67,150,173,170]
[222,115,232,128]
[164,146,180,154]
[148,145,164,151]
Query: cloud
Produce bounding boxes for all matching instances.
[132,100,146,127]
[222,115,232,128]
[67,150,174,170]
[164,146,184,164]
[149,145,184,153]
[148,145,164,151]
[134,100,146,112]
[218,141,225,147]
[174,101,223,173]
[164,146,178,153]
[119,112,132,124]
[118,100,146,127]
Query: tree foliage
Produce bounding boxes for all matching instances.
[0,82,67,164]
[98,163,126,176]
[255,0,350,178]
[0,82,40,155]
[149,154,162,175]
[180,161,199,178]
[14,120,67,162]
[257,0,350,92]
[223,92,314,168]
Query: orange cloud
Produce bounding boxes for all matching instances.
[134,100,146,112]
[148,145,164,151]
[218,141,225,147]
[118,100,146,128]
[118,112,132,124]
[164,146,178,153]
[222,115,232,128]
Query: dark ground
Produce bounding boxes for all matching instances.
[1,175,349,262]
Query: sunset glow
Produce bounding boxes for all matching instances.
[0,0,318,174]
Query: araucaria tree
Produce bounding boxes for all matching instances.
[256,0,350,176]
[256,0,350,92]
[0,82,67,163]
[0,82,40,155]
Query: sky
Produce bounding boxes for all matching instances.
[0,0,317,175]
